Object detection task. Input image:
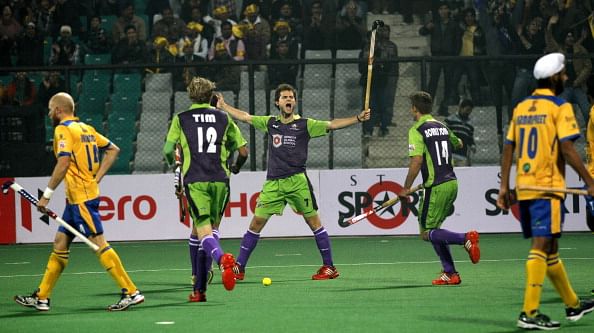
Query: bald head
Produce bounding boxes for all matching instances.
[49,92,75,114]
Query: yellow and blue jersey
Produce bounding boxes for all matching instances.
[506,88,580,200]
[53,116,111,204]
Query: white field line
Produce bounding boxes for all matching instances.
[2,257,594,279]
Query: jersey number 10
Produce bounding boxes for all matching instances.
[518,127,538,159]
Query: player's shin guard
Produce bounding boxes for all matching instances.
[431,241,456,273]
[523,249,547,315]
[546,253,579,308]
[98,244,137,294]
[200,235,223,265]
[37,249,69,299]
[189,234,199,277]
[313,227,334,266]
[194,244,208,292]
[237,230,260,268]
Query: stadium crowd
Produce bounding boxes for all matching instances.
[0,0,593,147]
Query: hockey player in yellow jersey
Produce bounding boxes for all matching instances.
[14,92,144,312]
[498,53,594,330]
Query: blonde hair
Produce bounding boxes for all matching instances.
[187,77,216,103]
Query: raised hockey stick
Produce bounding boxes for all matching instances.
[340,184,424,227]
[363,19,385,111]
[2,181,100,251]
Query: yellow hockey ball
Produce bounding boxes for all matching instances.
[262,277,272,286]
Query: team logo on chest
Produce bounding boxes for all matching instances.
[272,134,283,148]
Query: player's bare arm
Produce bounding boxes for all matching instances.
[327,109,371,130]
[96,143,120,184]
[216,93,253,124]
[497,143,515,210]
[399,155,423,197]
[37,155,70,213]
[560,140,594,196]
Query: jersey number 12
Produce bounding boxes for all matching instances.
[197,127,217,153]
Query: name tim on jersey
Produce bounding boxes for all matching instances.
[192,114,216,123]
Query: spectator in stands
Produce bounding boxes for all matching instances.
[338,0,367,18]
[303,0,335,51]
[213,0,238,21]
[359,24,398,137]
[276,1,302,42]
[241,3,271,61]
[152,6,186,41]
[546,15,592,124]
[444,99,475,166]
[208,20,244,94]
[270,0,303,23]
[112,1,147,42]
[146,36,175,74]
[268,40,298,88]
[37,71,65,107]
[187,6,215,47]
[178,22,209,62]
[510,15,545,110]
[82,15,112,55]
[51,0,81,37]
[477,0,516,148]
[180,0,209,23]
[35,0,53,37]
[450,7,485,107]
[16,22,44,66]
[335,0,367,50]
[50,25,80,65]
[269,20,298,59]
[419,1,460,116]
[370,0,396,14]
[204,5,237,39]
[4,72,36,106]
[175,39,204,91]
[112,25,147,66]
[145,0,171,32]
[1,4,22,40]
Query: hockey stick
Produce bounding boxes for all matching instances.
[174,145,186,222]
[517,185,587,196]
[2,181,100,251]
[363,19,384,111]
[340,184,423,227]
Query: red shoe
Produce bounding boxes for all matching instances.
[233,263,245,281]
[188,291,206,302]
[312,265,340,280]
[219,253,236,291]
[464,230,480,264]
[432,272,461,285]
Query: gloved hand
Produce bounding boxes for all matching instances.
[230,164,240,174]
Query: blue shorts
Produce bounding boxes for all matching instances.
[59,198,104,238]
[518,198,564,238]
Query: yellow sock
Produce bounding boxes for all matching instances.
[523,249,547,316]
[98,244,137,294]
[547,253,579,308]
[37,249,69,299]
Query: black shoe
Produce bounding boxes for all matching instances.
[517,312,560,330]
[379,128,389,137]
[566,299,594,322]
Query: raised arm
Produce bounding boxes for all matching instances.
[216,93,253,124]
[327,108,370,130]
